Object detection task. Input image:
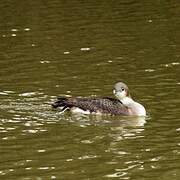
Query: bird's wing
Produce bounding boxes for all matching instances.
[64,97,129,115]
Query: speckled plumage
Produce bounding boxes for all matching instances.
[52,97,129,115]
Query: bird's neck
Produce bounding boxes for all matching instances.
[120,97,134,106]
[120,97,146,116]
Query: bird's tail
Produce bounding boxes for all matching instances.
[52,97,69,109]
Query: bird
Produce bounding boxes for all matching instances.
[52,82,146,116]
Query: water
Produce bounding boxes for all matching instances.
[1,0,180,179]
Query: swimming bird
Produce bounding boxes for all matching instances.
[52,82,146,116]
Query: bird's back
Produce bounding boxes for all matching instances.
[52,97,129,115]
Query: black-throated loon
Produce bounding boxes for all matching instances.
[52,82,146,116]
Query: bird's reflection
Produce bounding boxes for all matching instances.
[66,113,147,140]
[69,113,146,126]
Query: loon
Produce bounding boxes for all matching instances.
[52,82,146,116]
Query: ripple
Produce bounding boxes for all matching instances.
[145,69,155,72]
[80,139,93,144]
[19,91,44,97]
[25,167,32,170]
[37,149,46,153]
[3,91,15,94]
[66,159,73,162]
[51,176,56,179]
[80,47,91,51]
[0,130,8,133]
[38,166,55,170]
[22,129,39,134]
[24,28,30,31]
[161,62,180,68]
[2,136,16,140]
[150,156,162,162]
[0,92,8,95]
[11,34,16,37]
[115,151,129,155]
[105,172,127,178]
[40,60,50,64]
[78,155,99,160]
[63,51,70,54]
[11,29,18,32]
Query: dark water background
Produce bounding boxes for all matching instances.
[0,0,180,179]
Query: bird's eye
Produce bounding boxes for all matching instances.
[121,88,125,91]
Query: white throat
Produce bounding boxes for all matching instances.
[120,97,146,116]
[120,97,134,106]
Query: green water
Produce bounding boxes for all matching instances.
[1,0,180,179]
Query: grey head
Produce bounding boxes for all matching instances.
[113,82,131,100]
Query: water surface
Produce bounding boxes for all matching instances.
[0,0,180,179]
